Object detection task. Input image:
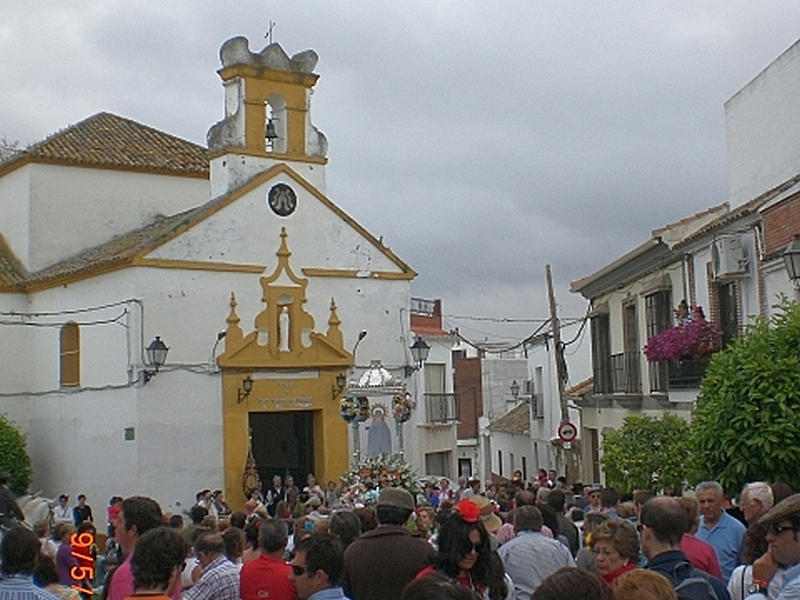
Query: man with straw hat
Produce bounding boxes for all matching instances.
[748,493,800,599]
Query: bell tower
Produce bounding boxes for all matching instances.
[207,36,328,197]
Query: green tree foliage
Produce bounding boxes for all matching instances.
[689,298,800,492]
[601,413,689,495]
[0,414,32,494]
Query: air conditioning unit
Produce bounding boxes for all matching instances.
[712,235,747,281]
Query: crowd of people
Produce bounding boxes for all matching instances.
[2,469,800,600]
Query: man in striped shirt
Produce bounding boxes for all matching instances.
[0,527,60,600]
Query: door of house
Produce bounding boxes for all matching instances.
[249,411,314,487]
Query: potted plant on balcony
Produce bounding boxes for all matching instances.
[643,308,722,365]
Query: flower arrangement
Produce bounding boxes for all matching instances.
[643,318,722,363]
[339,453,421,507]
[392,392,416,423]
[340,395,370,423]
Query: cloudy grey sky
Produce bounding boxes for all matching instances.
[3,1,800,348]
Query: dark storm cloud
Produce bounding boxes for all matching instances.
[3,0,800,348]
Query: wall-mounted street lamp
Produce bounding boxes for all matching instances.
[237,376,254,403]
[783,235,800,287]
[142,336,169,384]
[510,379,520,400]
[405,336,431,377]
[332,372,347,400]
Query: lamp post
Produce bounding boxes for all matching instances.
[410,336,431,369]
[510,379,520,402]
[348,330,368,466]
[398,336,430,456]
[142,336,169,383]
[783,235,800,287]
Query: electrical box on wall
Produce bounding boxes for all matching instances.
[712,235,748,280]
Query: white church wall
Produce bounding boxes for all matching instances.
[210,156,326,198]
[0,166,31,267]
[18,270,139,392]
[147,177,401,275]
[0,260,411,506]
[27,164,209,272]
[0,293,32,393]
[0,385,140,507]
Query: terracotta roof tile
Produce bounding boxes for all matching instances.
[2,174,248,291]
[488,401,530,434]
[673,173,800,251]
[0,235,26,288]
[566,377,593,397]
[2,112,208,176]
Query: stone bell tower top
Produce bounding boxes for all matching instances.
[207,36,329,197]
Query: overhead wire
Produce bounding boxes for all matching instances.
[0,309,128,327]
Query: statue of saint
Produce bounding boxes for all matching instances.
[278,305,290,352]
[366,406,392,457]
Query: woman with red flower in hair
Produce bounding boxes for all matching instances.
[417,500,512,600]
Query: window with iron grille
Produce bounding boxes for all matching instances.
[591,313,612,393]
[645,290,671,392]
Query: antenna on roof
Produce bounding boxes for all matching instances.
[265,19,276,44]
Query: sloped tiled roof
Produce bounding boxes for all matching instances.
[0,162,415,292]
[0,112,209,177]
[488,400,530,435]
[673,172,800,251]
[0,235,26,288]
[566,377,593,398]
[3,207,205,290]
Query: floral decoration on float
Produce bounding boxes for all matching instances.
[392,392,415,423]
[339,453,421,507]
[339,394,370,423]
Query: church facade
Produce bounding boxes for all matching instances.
[0,37,419,511]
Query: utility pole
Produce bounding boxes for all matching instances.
[546,264,575,483]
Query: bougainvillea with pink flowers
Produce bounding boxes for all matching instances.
[644,318,723,363]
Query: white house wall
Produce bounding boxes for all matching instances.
[480,358,528,421]
[491,431,535,479]
[25,165,208,272]
[687,228,761,325]
[408,334,457,478]
[763,259,800,317]
[527,320,590,474]
[725,39,800,207]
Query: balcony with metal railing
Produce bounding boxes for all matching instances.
[423,393,458,423]
[667,359,709,389]
[609,351,641,394]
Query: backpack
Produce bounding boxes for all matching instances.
[670,561,719,600]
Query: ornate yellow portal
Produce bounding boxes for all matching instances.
[218,227,351,507]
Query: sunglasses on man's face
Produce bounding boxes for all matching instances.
[291,564,315,577]
[771,523,800,536]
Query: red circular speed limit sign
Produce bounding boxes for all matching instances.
[557,421,577,442]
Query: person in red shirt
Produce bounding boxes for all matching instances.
[240,519,296,600]
[677,496,722,578]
